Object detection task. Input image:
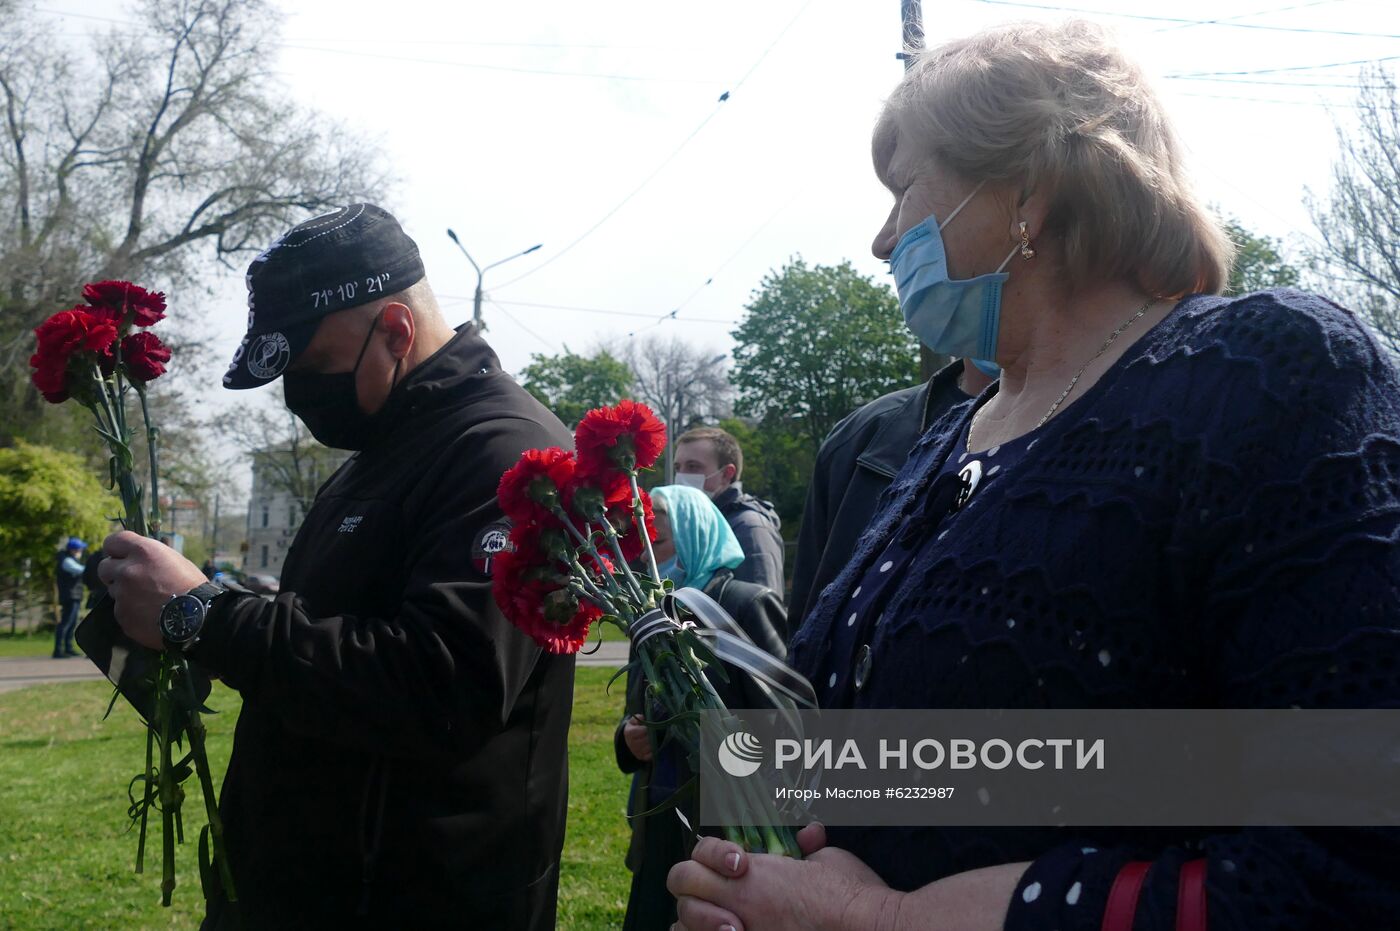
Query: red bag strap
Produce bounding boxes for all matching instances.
[1176,859,1209,931]
[1101,861,1152,931]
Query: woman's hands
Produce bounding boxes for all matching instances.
[623,714,653,762]
[666,822,1031,931]
[667,823,901,931]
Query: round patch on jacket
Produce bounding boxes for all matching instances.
[472,519,512,576]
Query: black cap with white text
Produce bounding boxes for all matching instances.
[223,204,426,389]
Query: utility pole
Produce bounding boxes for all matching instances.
[899,0,942,383]
[445,230,542,330]
[661,353,725,483]
[663,370,675,483]
[900,0,923,62]
[211,493,221,558]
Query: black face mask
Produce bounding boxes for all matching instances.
[282,313,402,451]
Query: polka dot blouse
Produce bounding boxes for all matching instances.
[790,290,1400,931]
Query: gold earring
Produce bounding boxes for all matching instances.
[1019,221,1036,260]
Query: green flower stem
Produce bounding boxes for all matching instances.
[91,368,146,535]
[630,473,661,584]
[157,656,176,906]
[672,645,791,854]
[597,518,648,604]
[642,624,801,858]
[136,727,154,873]
[552,508,629,601]
[180,663,237,904]
[136,383,161,535]
[568,580,614,614]
[567,557,620,612]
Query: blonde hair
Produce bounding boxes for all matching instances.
[880,19,1232,297]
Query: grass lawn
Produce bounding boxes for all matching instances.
[0,630,60,658]
[0,666,633,929]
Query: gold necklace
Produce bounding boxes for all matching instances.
[967,297,1156,452]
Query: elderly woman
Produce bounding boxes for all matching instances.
[667,19,1400,931]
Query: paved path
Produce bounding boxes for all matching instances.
[0,639,629,695]
[0,655,105,694]
[576,639,629,668]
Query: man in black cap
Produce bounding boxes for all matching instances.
[98,204,575,929]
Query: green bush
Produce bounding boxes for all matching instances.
[0,441,116,596]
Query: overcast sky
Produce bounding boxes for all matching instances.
[41,0,1400,496]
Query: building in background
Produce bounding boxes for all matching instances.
[244,445,350,578]
[155,494,205,554]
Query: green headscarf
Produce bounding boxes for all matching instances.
[650,484,745,590]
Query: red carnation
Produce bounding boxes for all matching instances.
[34,307,118,358]
[29,308,119,403]
[120,331,171,383]
[498,447,576,525]
[539,598,600,655]
[28,351,71,403]
[492,535,598,654]
[83,280,167,327]
[575,400,666,477]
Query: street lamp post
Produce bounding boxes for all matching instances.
[445,229,542,329]
[663,353,728,483]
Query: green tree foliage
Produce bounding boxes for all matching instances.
[520,348,635,428]
[1223,217,1300,296]
[0,442,114,596]
[733,259,918,450]
[730,259,920,452]
[726,258,921,536]
[717,417,814,534]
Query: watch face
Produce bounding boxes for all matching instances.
[160,594,204,643]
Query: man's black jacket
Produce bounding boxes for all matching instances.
[787,360,969,628]
[194,328,575,930]
[712,483,785,595]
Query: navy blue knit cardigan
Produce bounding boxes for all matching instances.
[789,290,1400,931]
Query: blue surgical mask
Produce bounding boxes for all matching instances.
[969,357,1002,379]
[889,181,1016,376]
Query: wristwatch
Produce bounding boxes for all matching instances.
[158,582,225,652]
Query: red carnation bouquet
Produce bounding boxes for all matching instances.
[495,401,807,855]
[29,282,235,908]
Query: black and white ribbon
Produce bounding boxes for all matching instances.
[626,588,818,713]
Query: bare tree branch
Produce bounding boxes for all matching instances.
[0,0,388,437]
[1306,66,1400,353]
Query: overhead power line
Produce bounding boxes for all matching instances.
[648,190,801,327]
[1149,0,1341,34]
[489,0,817,292]
[967,0,1400,39]
[485,299,558,351]
[441,296,733,323]
[1172,90,1367,109]
[1165,76,1395,90]
[444,187,794,340]
[1164,54,1400,78]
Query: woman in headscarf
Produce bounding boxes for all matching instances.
[666,18,1400,931]
[615,484,787,930]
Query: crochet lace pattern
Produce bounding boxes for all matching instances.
[789,289,1400,930]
